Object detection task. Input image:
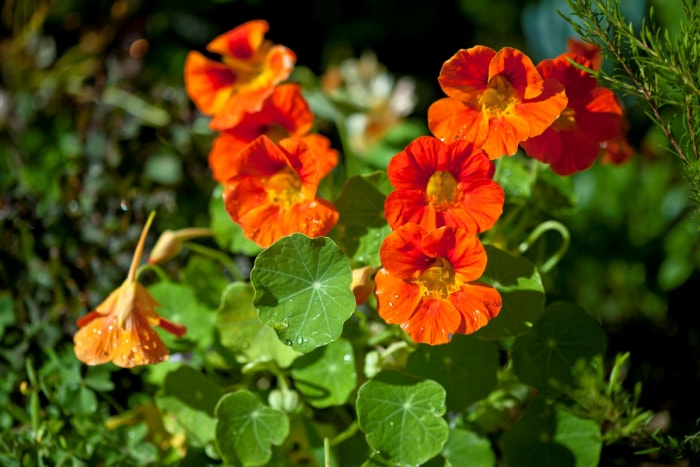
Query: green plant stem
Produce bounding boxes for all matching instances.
[329,421,359,446]
[136,263,170,283]
[182,241,244,281]
[518,220,571,273]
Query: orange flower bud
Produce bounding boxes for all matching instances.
[351,266,378,306]
[148,227,214,264]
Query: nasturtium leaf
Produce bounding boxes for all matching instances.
[209,184,262,257]
[554,406,602,467]
[251,234,355,354]
[216,282,300,368]
[474,245,546,339]
[158,394,216,448]
[501,397,575,467]
[332,172,391,266]
[493,154,532,202]
[405,334,499,411]
[291,338,356,408]
[164,366,222,416]
[442,428,495,467]
[356,371,449,466]
[511,302,607,395]
[149,282,214,347]
[215,390,290,466]
[183,256,229,309]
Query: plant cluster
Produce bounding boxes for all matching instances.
[2,1,699,466]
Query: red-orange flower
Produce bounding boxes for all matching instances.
[223,135,338,247]
[520,53,623,175]
[384,136,504,232]
[375,224,501,345]
[184,19,296,130]
[209,84,337,184]
[565,38,634,166]
[74,212,187,368]
[428,46,568,159]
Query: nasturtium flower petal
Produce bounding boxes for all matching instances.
[385,136,503,233]
[430,45,568,159]
[184,19,296,130]
[375,225,500,345]
[520,53,623,175]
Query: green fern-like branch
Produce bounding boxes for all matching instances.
[564,0,700,217]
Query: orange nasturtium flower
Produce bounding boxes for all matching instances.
[428,46,568,159]
[375,224,501,345]
[74,212,187,367]
[566,38,634,166]
[223,135,339,247]
[384,136,504,232]
[520,53,623,175]
[209,83,337,184]
[184,19,296,130]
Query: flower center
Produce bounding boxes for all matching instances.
[426,171,459,211]
[552,107,577,132]
[480,75,518,118]
[417,257,458,300]
[264,123,290,143]
[265,167,304,208]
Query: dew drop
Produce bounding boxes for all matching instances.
[283,339,293,346]
[296,336,305,345]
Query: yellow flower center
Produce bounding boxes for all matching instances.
[417,257,459,300]
[426,171,459,211]
[480,75,518,118]
[552,107,577,132]
[265,167,304,208]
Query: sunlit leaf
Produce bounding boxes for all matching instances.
[251,234,355,354]
[474,245,546,339]
[149,282,215,347]
[511,302,607,394]
[158,395,217,448]
[291,338,356,408]
[405,333,499,411]
[442,428,495,467]
[356,371,448,466]
[215,390,289,466]
[216,282,300,368]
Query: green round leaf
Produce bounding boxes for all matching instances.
[405,334,499,411]
[215,390,290,466]
[474,245,546,339]
[216,282,301,368]
[332,172,391,266]
[291,338,357,408]
[442,428,495,467]
[251,234,355,354]
[511,302,607,394]
[148,282,214,346]
[164,366,222,416]
[502,397,601,467]
[356,371,449,466]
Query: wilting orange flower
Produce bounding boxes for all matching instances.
[184,19,296,130]
[74,212,187,368]
[384,136,504,232]
[223,135,338,247]
[209,84,337,184]
[428,46,568,159]
[520,53,623,175]
[375,224,501,345]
